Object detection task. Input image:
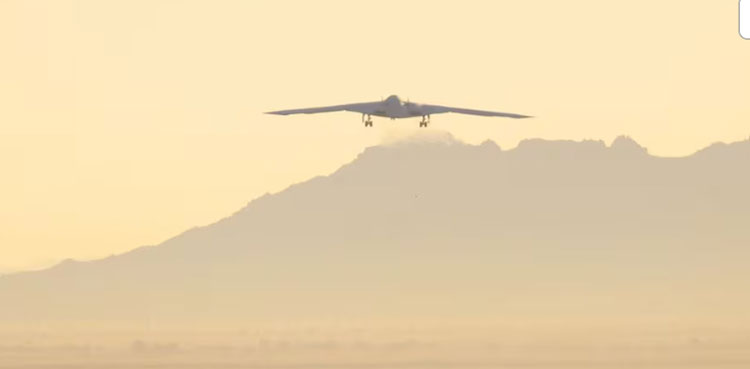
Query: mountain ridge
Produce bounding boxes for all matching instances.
[5,133,749,278]
[1,133,749,324]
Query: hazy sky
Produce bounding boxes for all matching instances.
[1,1,749,272]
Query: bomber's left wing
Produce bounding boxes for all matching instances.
[266,101,381,115]
[419,104,532,119]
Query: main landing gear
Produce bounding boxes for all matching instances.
[362,113,373,127]
[419,114,431,128]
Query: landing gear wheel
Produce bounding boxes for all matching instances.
[419,115,430,127]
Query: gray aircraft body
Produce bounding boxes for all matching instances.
[266,95,531,127]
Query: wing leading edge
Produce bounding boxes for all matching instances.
[418,104,532,119]
[265,102,381,116]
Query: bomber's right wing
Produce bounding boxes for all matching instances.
[265,101,381,115]
[419,104,532,119]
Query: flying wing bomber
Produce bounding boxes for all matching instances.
[266,95,532,127]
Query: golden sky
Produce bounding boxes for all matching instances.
[1,1,749,272]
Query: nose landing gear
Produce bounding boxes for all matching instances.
[362,114,373,127]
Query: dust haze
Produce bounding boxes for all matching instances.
[2,133,749,368]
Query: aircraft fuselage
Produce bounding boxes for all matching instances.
[371,95,427,119]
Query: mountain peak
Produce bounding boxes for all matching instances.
[610,135,648,155]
